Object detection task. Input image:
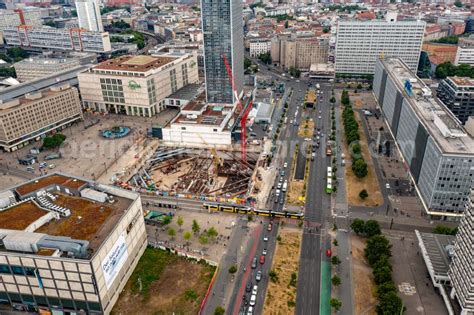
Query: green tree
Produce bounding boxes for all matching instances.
[341,90,350,106]
[373,264,392,285]
[162,216,172,225]
[42,133,66,149]
[269,270,279,283]
[376,291,404,315]
[365,220,381,237]
[258,52,271,64]
[199,234,209,245]
[364,235,392,266]
[357,83,363,89]
[0,67,16,78]
[330,96,336,104]
[352,158,368,178]
[454,0,463,7]
[433,225,457,235]
[377,281,397,298]
[333,239,339,246]
[284,20,289,28]
[359,189,369,200]
[184,289,198,301]
[207,227,218,239]
[331,255,341,266]
[350,218,366,235]
[177,216,184,229]
[214,306,225,315]
[331,275,341,286]
[167,228,176,238]
[192,219,200,234]
[351,143,361,155]
[244,57,252,70]
[330,298,342,312]
[183,231,192,243]
[323,27,330,33]
[228,265,237,274]
[289,272,297,287]
[44,20,57,27]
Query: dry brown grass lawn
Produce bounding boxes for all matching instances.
[298,119,315,138]
[342,112,383,207]
[263,228,302,315]
[287,180,305,206]
[352,236,378,315]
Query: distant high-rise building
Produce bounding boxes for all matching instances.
[448,189,474,315]
[335,12,425,74]
[201,0,243,105]
[75,0,103,32]
[437,77,474,125]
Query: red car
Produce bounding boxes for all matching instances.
[260,255,265,264]
[326,249,332,257]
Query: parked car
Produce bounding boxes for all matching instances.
[256,271,262,282]
[251,257,257,269]
[262,249,267,256]
[250,294,256,306]
[246,283,252,293]
[260,255,265,264]
[267,223,272,231]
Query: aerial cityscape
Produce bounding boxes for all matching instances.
[0,0,473,314]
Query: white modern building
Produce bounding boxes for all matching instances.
[0,173,147,314]
[335,12,425,75]
[249,38,271,57]
[0,8,43,30]
[14,58,80,82]
[75,0,104,32]
[3,26,111,53]
[454,35,474,66]
[78,53,199,117]
[448,189,474,315]
[374,57,474,219]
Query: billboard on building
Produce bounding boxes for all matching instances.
[101,232,128,289]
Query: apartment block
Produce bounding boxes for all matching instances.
[335,13,425,74]
[0,173,147,314]
[437,77,474,125]
[14,58,80,82]
[455,35,474,66]
[448,189,474,315]
[0,9,43,30]
[3,26,111,53]
[201,0,244,104]
[78,54,199,117]
[249,38,271,57]
[374,58,474,218]
[75,0,103,32]
[271,34,329,71]
[0,85,83,152]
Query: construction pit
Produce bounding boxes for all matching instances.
[131,147,261,198]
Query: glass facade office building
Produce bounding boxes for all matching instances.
[201,0,243,105]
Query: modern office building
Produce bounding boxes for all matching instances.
[75,0,103,32]
[455,35,474,66]
[0,173,147,314]
[3,26,111,53]
[335,13,425,75]
[0,84,83,152]
[448,189,474,315]
[78,53,199,117]
[437,77,474,125]
[201,0,243,105]
[14,58,80,82]
[373,57,474,219]
[271,34,329,71]
[0,8,43,30]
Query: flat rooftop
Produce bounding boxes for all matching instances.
[175,105,227,126]
[167,83,202,101]
[0,86,76,113]
[15,174,86,196]
[92,55,176,73]
[382,58,474,155]
[3,174,135,253]
[416,230,455,281]
[448,76,474,87]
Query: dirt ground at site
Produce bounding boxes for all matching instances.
[112,252,214,315]
[351,236,377,315]
[263,227,302,315]
[342,111,383,207]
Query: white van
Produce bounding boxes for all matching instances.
[247,306,254,315]
[252,285,258,295]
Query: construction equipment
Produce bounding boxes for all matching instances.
[222,54,253,162]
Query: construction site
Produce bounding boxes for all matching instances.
[130,147,264,198]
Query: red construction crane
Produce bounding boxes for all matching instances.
[222,54,252,162]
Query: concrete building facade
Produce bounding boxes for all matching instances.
[0,85,83,152]
[3,26,111,53]
[455,35,474,66]
[14,58,80,82]
[201,0,244,104]
[0,9,43,30]
[0,173,147,314]
[374,58,474,219]
[335,15,425,74]
[271,34,329,70]
[448,189,474,315]
[437,77,474,125]
[249,38,271,58]
[75,0,104,32]
[78,54,199,117]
